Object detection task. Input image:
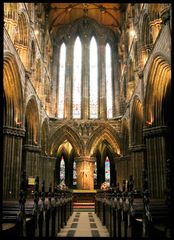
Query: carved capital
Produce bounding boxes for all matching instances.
[143,125,168,137]
[23,144,41,153]
[129,144,146,152]
[3,125,25,137]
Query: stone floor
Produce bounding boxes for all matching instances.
[57,211,109,237]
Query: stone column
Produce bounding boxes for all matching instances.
[112,46,120,117]
[45,156,57,190]
[52,43,59,117]
[129,144,146,192]
[65,43,73,119]
[40,155,47,188]
[23,144,41,183]
[99,40,106,119]
[114,155,132,190]
[3,126,25,199]
[75,156,95,190]
[82,38,89,120]
[143,126,168,198]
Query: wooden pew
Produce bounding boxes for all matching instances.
[146,199,169,238]
[2,200,34,237]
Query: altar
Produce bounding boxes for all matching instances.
[73,189,96,203]
[72,189,96,210]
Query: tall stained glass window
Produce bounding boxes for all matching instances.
[105,156,110,185]
[105,43,113,119]
[89,37,98,118]
[94,161,97,185]
[58,43,66,118]
[73,161,77,185]
[60,156,65,181]
[73,37,82,118]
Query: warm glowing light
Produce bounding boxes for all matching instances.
[130,29,136,38]
[16,121,22,127]
[117,148,120,155]
[146,113,153,126]
[34,29,39,35]
[146,120,152,126]
[143,55,148,66]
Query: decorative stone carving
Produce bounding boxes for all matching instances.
[143,125,168,137]
[23,144,41,152]
[3,126,26,137]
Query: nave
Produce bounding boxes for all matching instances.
[3,3,172,238]
[2,172,170,238]
[57,211,109,237]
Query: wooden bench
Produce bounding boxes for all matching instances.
[2,200,34,237]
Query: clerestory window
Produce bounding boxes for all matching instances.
[57,36,113,119]
[89,36,98,119]
[105,43,113,119]
[72,37,82,119]
[58,43,66,118]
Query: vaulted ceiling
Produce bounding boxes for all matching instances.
[45,3,127,36]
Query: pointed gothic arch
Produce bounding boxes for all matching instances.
[144,55,171,198]
[41,118,49,155]
[86,125,121,157]
[49,125,85,157]
[130,95,143,145]
[3,52,23,127]
[25,96,40,145]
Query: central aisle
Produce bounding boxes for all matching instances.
[57,211,109,237]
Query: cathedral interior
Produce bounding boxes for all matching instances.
[3,3,172,238]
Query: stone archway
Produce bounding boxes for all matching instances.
[84,125,121,189]
[49,124,84,157]
[144,56,171,198]
[130,96,145,192]
[3,52,24,199]
[117,118,131,189]
[40,118,50,190]
[23,96,41,181]
[86,125,121,157]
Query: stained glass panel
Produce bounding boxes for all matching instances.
[60,156,65,181]
[105,156,110,185]
[94,160,97,185]
[58,43,66,118]
[105,43,113,119]
[73,37,82,118]
[73,161,77,185]
[90,37,98,118]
